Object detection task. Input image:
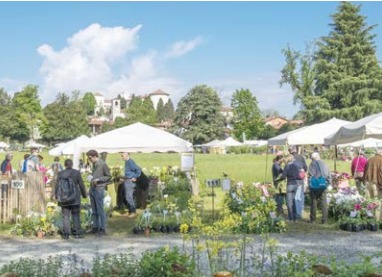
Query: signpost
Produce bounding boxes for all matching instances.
[206,179,220,221]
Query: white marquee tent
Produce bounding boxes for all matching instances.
[324,112,382,145]
[201,137,243,147]
[49,135,90,156]
[338,138,382,148]
[78,122,193,153]
[268,118,351,146]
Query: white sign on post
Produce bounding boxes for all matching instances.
[11,180,25,189]
[181,153,194,172]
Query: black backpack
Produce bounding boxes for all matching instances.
[56,175,77,205]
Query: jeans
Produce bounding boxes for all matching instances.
[295,181,305,219]
[89,186,106,231]
[62,205,81,236]
[274,194,286,214]
[124,179,136,213]
[286,184,299,221]
[309,189,328,223]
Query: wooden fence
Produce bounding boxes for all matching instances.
[0,172,46,224]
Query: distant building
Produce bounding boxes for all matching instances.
[265,116,289,130]
[149,89,170,110]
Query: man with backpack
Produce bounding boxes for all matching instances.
[55,159,87,239]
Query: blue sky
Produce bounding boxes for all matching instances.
[1,1,382,118]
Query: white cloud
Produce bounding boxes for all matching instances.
[37,23,201,105]
[0,78,27,95]
[165,37,204,59]
[206,72,299,119]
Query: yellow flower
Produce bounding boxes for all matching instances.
[180,223,189,234]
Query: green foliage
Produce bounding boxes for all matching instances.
[117,94,127,110]
[174,85,225,145]
[82,92,97,116]
[231,88,263,140]
[41,92,90,143]
[156,98,166,122]
[12,84,44,141]
[164,98,175,122]
[281,2,382,123]
[139,246,194,277]
[126,94,157,125]
[92,252,139,277]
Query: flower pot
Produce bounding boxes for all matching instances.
[154,226,162,233]
[352,224,362,232]
[133,227,143,234]
[346,224,353,232]
[167,225,175,233]
[37,230,45,238]
[214,272,233,277]
[144,227,150,237]
[174,224,180,233]
[339,223,347,231]
[369,223,378,232]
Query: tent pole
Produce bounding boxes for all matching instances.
[264,146,269,184]
[334,145,338,172]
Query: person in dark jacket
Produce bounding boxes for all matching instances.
[282,154,303,222]
[55,159,87,239]
[272,155,286,215]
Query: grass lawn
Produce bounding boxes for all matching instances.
[1,151,352,235]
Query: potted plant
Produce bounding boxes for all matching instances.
[367,217,378,231]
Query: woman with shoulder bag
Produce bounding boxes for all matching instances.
[351,150,367,194]
[308,152,331,224]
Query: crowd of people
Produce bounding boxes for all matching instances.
[272,146,382,224]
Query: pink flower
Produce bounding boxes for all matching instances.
[354,203,362,211]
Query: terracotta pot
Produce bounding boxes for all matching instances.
[144,227,150,237]
[214,272,233,277]
[37,230,45,239]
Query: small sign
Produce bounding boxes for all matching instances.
[11,180,25,189]
[181,153,194,172]
[206,179,220,187]
[221,178,231,191]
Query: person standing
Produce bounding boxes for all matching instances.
[28,147,41,172]
[363,149,382,202]
[351,150,367,194]
[282,154,303,222]
[308,152,331,224]
[121,152,142,218]
[56,159,87,239]
[87,149,111,236]
[289,146,308,219]
[1,153,13,175]
[272,155,286,216]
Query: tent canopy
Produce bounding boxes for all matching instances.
[338,138,382,148]
[325,112,382,145]
[79,122,193,153]
[268,118,351,146]
[49,135,90,156]
[25,140,46,148]
[201,137,243,147]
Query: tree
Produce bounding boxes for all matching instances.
[174,85,225,144]
[156,98,165,123]
[281,2,382,123]
[82,92,97,115]
[125,95,156,125]
[41,92,90,143]
[231,88,263,141]
[12,84,44,141]
[164,99,175,122]
[117,94,127,110]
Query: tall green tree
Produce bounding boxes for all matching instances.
[164,99,175,122]
[41,92,90,143]
[156,98,166,123]
[231,88,263,141]
[174,85,225,144]
[82,92,97,115]
[126,94,156,125]
[281,2,382,123]
[117,94,127,110]
[12,84,44,141]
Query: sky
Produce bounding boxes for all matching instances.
[0,1,382,119]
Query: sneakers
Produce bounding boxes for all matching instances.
[88,228,99,235]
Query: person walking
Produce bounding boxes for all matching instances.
[282,154,304,222]
[87,149,111,236]
[289,146,308,219]
[308,152,331,224]
[351,150,367,194]
[1,153,13,176]
[121,152,142,218]
[363,149,382,220]
[55,159,87,239]
[272,154,286,216]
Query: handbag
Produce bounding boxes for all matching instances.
[354,171,364,180]
[309,161,328,191]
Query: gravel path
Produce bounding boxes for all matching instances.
[1,229,382,268]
